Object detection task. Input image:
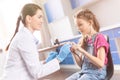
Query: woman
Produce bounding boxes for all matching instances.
[66,9,109,80]
[4,3,71,80]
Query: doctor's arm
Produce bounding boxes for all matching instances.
[18,37,60,79]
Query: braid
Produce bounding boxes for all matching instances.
[80,35,88,50]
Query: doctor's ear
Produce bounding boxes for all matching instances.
[26,15,32,23]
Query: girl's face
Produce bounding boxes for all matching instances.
[30,9,44,32]
[76,18,91,35]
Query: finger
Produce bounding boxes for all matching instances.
[71,42,76,45]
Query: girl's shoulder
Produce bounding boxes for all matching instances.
[94,33,109,53]
[96,33,107,41]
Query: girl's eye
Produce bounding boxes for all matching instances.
[78,24,82,27]
[38,15,43,19]
[38,17,41,19]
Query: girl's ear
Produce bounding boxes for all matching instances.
[89,20,93,26]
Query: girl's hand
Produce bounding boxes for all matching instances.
[77,46,86,54]
[70,47,75,53]
[70,42,78,54]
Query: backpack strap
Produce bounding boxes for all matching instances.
[105,35,114,80]
[91,33,99,56]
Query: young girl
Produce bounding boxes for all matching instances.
[66,9,109,80]
[4,3,71,80]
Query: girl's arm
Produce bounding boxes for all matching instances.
[70,42,83,67]
[77,46,106,68]
[72,51,83,67]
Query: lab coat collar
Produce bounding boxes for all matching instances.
[20,27,39,45]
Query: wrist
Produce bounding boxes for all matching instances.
[56,58,61,63]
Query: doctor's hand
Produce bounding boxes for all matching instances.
[56,44,71,63]
[45,51,58,63]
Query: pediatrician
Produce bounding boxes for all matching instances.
[4,3,71,80]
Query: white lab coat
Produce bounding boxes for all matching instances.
[3,27,60,80]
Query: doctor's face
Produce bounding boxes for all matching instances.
[30,9,44,31]
[76,18,91,35]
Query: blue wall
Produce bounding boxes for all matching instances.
[70,0,93,9]
[44,0,64,23]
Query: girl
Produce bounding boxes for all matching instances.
[66,9,109,80]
